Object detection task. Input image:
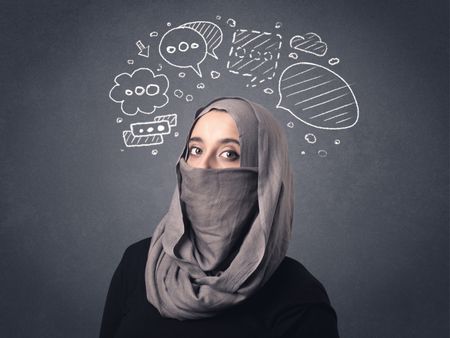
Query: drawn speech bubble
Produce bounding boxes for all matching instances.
[277,62,359,130]
[159,27,207,77]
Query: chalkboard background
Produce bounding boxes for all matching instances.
[1,0,448,337]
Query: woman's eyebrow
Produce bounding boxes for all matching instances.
[189,137,240,145]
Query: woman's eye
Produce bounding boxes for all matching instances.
[189,146,202,156]
[220,150,240,160]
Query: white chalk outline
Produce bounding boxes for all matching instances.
[109,67,169,116]
[136,40,150,58]
[290,32,327,57]
[180,21,223,60]
[122,131,164,148]
[159,26,208,77]
[276,62,359,130]
[226,29,282,88]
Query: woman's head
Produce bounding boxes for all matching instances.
[186,110,241,169]
[182,98,259,168]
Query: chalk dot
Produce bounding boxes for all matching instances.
[157,125,165,131]
[186,94,193,102]
[174,89,183,98]
[147,127,154,132]
[127,59,134,65]
[149,31,158,37]
[328,58,340,66]
[120,149,124,152]
[152,149,158,155]
[264,88,274,95]
[275,22,282,29]
[334,139,341,145]
[178,72,186,78]
[125,89,133,96]
[226,18,236,27]
[197,82,205,89]
[216,15,221,20]
[134,86,145,96]
[116,117,123,123]
[300,150,306,155]
[174,132,179,137]
[289,52,298,60]
[139,128,144,133]
[167,22,172,27]
[318,150,328,158]
[287,122,294,128]
[305,133,317,144]
[211,70,220,79]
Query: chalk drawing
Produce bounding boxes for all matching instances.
[290,33,327,57]
[150,31,158,37]
[329,58,340,66]
[159,21,223,77]
[179,21,223,60]
[304,133,317,144]
[227,18,236,27]
[178,72,186,78]
[122,113,177,148]
[275,22,282,29]
[318,149,328,157]
[300,150,306,155]
[109,68,169,116]
[264,88,274,94]
[174,89,183,98]
[136,40,150,58]
[216,15,221,20]
[116,117,123,124]
[277,62,359,130]
[334,139,341,145]
[186,94,193,102]
[227,29,282,88]
[127,59,134,65]
[211,70,220,79]
[152,149,158,155]
[289,52,298,60]
[287,121,294,128]
[197,83,205,89]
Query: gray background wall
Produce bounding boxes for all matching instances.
[1,0,448,337]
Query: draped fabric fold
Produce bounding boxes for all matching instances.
[145,97,294,320]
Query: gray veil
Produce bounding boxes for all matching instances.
[145,97,294,320]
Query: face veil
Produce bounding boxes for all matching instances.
[145,97,294,320]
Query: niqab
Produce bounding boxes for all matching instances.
[145,97,294,320]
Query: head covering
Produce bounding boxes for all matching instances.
[145,97,294,320]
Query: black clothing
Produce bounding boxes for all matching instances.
[100,238,339,338]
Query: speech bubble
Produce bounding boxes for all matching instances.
[159,27,207,77]
[180,21,223,59]
[109,68,169,116]
[277,62,359,130]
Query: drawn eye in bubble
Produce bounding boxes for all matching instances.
[277,62,359,130]
[159,27,207,77]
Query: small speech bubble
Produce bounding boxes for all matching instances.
[277,62,359,130]
[159,27,207,77]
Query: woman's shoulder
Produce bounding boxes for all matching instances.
[123,237,152,258]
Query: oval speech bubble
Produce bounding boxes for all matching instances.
[277,62,359,130]
[159,27,207,77]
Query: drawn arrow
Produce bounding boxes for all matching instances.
[136,40,150,58]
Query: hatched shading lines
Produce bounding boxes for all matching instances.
[253,37,273,49]
[240,33,267,48]
[309,102,355,119]
[287,79,334,97]
[234,33,252,44]
[302,92,350,111]
[323,111,350,121]
[290,84,348,101]
[281,75,323,90]
[281,67,316,82]
[335,117,353,124]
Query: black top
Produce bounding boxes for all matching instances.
[100,238,339,338]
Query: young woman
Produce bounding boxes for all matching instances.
[100,97,339,337]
